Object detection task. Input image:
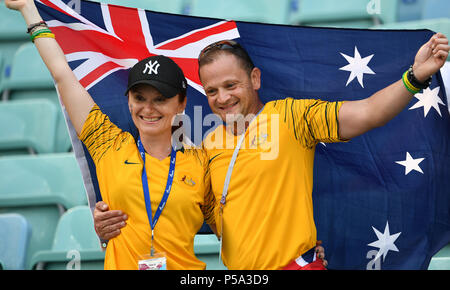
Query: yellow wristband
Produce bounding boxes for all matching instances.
[402,71,420,94]
[32,32,56,43]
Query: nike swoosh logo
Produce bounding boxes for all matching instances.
[124,160,139,165]
[208,153,223,165]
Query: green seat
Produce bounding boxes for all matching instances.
[0,50,4,94]
[188,0,291,24]
[97,0,186,14]
[0,153,88,269]
[289,0,398,28]
[0,213,32,270]
[31,206,105,270]
[0,4,29,71]
[0,5,29,41]
[194,234,227,270]
[0,99,58,154]
[2,42,54,92]
[428,244,450,270]
[0,152,87,209]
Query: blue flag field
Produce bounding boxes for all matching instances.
[36,0,450,270]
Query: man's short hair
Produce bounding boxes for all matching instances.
[198,40,255,76]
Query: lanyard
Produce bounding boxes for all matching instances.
[219,107,264,260]
[138,137,176,255]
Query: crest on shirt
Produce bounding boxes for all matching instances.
[181,175,196,187]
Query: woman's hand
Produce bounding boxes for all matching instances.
[5,0,35,12]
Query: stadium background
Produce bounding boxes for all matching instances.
[0,0,449,270]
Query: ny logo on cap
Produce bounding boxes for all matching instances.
[143,60,160,75]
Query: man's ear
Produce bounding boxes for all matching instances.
[250,67,261,91]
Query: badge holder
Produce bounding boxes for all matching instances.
[138,232,167,270]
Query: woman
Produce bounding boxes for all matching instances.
[6,0,216,270]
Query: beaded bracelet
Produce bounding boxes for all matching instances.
[26,20,47,33]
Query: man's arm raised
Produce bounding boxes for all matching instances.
[338,33,449,140]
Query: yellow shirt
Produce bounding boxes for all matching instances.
[203,98,345,269]
[79,105,215,270]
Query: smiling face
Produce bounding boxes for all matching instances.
[199,52,263,124]
[128,84,186,138]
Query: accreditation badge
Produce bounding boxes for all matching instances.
[138,252,167,270]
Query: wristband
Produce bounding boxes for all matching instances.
[30,28,54,43]
[32,32,56,42]
[402,70,421,94]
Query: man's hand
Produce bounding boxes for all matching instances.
[315,240,328,268]
[413,33,449,82]
[94,201,128,241]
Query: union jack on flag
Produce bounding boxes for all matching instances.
[36,0,450,270]
[37,0,239,92]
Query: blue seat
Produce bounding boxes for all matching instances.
[0,153,88,269]
[31,206,105,270]
[422,0,450,19]
[188,0,291,25]
[0,213,32,270]
[0,99,58,154]
[194,234,227,270]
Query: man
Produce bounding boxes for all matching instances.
[94,33,449,270]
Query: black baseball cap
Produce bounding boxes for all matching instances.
[125,55,187,98]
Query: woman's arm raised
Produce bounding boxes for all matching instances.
[6,0,95,135]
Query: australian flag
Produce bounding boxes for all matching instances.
[36,0,450,270]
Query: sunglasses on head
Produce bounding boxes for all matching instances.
[198,40,241,60]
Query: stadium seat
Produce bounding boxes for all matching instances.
[97,0,186,14]
[194,234,227,270]
[0,3,28,41]
[0,152,88,268]
[428,244,450,270]
[188,0,291,25]
[0,50,3,94]
[0,152,87,209]
[2,42,54,93]
[0,99,58,154]
[31,206,105,270]
[397,0,450,22]
[0,3,29,72]
[422,0,450,20]
[0,213,32,270]
[396,0,426,22]
[289,0,398,28]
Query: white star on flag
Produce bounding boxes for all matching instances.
[368,221,401,262]
[395,152,425,175]
[339,46,375,88]
[409,86,445,117]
